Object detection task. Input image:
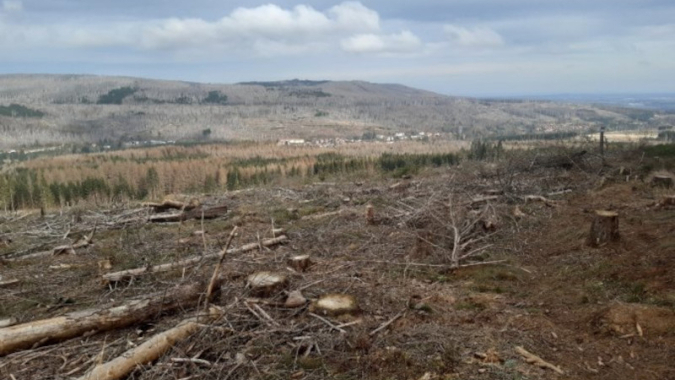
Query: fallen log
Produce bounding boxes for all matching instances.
[103,235,288,283]
[77,307,223,380]
[149,204,228,223]
[0,281,214,356]
[142,199,199,213]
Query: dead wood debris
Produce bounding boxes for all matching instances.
[515,346,564,374]
[102,235,288,283]
[142,199,199,213]
[148,204,228,223]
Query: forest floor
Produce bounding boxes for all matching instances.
[1,148,674,380]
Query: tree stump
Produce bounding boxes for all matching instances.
[246,272,288,297]
[651,175,673,189]
[587,210,620,247]
[365,204,375,225]
[288,255,312,272]
[657,195,675,209]
[310,294,359,316]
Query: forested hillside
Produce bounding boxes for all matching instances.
[0,74,671,149]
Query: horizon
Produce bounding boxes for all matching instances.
[1,1,674,97]
[2,72,675,100]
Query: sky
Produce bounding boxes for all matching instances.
[0,0,674,96]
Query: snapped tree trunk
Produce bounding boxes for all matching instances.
[587,210,620,247]
[0,281,216,356]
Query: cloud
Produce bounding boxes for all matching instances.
[2,0,21,12]
[139,2,381,52]
[443,25,504,47]
[0,1,386,56]
[341,30,422,54]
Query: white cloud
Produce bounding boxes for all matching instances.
[2,0,21,12]
[444,25,504,47]
[0,1,387,56]
[139,2,381,51]
[341,30,422,54]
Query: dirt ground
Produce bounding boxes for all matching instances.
[1,149,674,380]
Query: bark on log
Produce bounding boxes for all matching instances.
[651,175,673,189]
[142,199,199,213]
[588,210,620,247]
[148,204,228,223]
[77,308,222,380]
[0,281,214,356]
[102,235,288,283]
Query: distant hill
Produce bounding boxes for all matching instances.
[0,74,672,149]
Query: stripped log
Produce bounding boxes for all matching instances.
[0,281,214,356]
[149,204,228,223]
[102,235,288,283]
[77,307,223,380]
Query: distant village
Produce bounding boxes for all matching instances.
[278,131,442,148]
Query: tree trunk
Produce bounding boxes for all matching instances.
[587,210,620,247]
[0,281,215,356]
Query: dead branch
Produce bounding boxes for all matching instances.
[8,226,96,261]
[515,346,564,374]
[301,209,343,221]
[205,227,238,304]
[523,195,561,207]
[369,309,406,336]
[0,281,215,356]
[102,235,287,283]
